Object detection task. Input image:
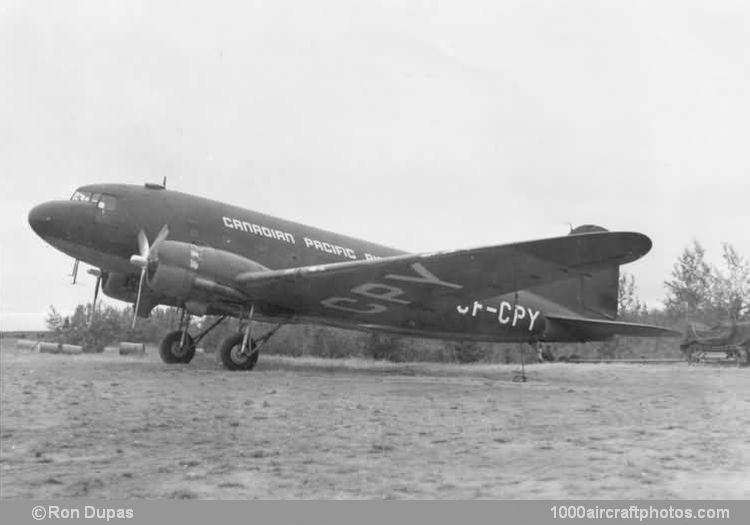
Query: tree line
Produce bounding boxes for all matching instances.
[45,303,489,362]
[663,241,749,325]
[45,240,749,362]
[616,240,750,327]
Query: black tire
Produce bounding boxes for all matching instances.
[159,330,196,364]
[219,332,259,371]
[736,347,748,368]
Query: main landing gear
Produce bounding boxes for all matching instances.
[158,309,228,364]
[159,308,198,364]
[157,305,284,371]
[218,306,284,371]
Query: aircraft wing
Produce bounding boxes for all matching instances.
[233,231,652,327]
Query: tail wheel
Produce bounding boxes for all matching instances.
[219,332,259,371]
[159,330,196,364]
[685,344,697,364]
[737,346,749,368]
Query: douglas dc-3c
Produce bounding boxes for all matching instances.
[28,182,675,370]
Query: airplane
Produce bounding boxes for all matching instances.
[28,182,676,370]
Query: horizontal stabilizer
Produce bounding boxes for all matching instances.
[546,315,680,342]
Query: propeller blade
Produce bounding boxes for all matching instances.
[137,229,150,258]
[150,224,169,260]
[132,268,146,329]
[70,258,79,284]
[89,274,101,326]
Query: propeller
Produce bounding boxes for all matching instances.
[129,225,169,328]
[87,269,102,325]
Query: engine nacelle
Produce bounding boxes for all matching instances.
[102,271,137,302]
[147,241,266,301]
[147,264,195,299]
[102,271,161,316]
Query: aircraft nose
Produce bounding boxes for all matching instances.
[28,201,69,239]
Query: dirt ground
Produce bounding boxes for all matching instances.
[1,340,749,499]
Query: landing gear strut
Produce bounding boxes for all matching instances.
[219,305,284,371]
[159,308,196,364]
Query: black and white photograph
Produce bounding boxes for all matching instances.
[1,0,749,508]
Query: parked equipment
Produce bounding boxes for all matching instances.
[681,322,750,367]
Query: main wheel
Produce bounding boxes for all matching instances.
[219,332,259,371]
[159,330,196,364]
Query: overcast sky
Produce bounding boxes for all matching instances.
[2,0,749,330]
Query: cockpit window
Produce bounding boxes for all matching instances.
[70,190,92,202]
[97,194,117,211]
[70,190,117,211]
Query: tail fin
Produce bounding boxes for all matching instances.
[531,225,627,320]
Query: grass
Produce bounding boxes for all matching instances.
[254,353,652,380]
[3,337,689,381]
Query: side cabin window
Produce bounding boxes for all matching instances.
[97,194,117,211]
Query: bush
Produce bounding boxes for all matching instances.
[452,341,488,363]
[46,304,120,352]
